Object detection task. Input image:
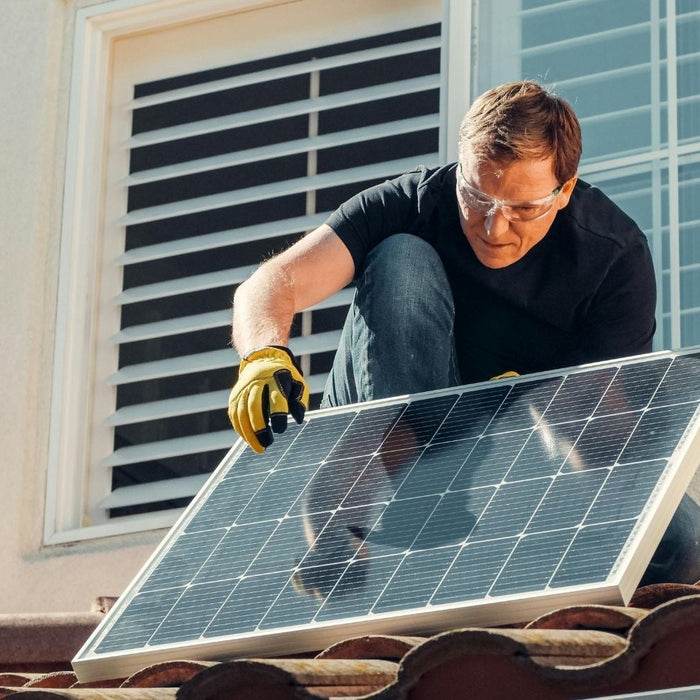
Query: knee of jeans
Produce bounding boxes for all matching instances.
[361,234,450,302]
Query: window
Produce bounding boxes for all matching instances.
[46,0,446,542]
[475,0,700,352]
[51,0,697,544]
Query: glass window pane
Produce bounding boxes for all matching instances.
[475,0,700,351]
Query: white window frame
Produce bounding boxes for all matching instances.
[45,0,471,545]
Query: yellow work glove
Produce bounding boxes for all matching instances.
[491,371,520,380]
[228,346,310,453]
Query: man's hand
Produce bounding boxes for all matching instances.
[228,346,309,453]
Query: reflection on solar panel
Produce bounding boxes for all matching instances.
[73,351,700,682]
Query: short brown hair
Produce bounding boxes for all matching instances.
[458,80,582,183]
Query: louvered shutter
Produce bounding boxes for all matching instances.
[97,23,443,518]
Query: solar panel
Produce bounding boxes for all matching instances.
[73,350,700,682]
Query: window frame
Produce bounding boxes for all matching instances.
[45,0,470,545]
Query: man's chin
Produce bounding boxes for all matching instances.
[473,249,519,269]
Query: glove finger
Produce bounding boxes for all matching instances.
[270,412,288,434]
[268,385,289,434]
[249,383,274,449]
[247,382,269,432]
[227,379,246,429]
[288,378,309,424]
[229,400,244,441]
[235,386,262,452]
[273,368,293,398]
[267,375,291,434]
[236,386,267,453]
[289,399,306,424]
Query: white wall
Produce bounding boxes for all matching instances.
[0,0,160,614]
[0,0,447,614]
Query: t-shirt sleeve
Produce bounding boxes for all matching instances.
[579,232,657,361]
[324,168,427,274]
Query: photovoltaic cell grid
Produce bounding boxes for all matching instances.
[74,351,700,680]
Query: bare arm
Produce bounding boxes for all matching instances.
[231,224,355,355]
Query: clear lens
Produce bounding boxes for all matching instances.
[460,188,494,214]
[457,165,561,222]
[503,203,551,222]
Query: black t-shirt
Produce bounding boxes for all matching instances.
[325,163,656,383]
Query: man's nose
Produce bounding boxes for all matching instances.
[484,208,509,237]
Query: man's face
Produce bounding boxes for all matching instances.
[456,151,578,269]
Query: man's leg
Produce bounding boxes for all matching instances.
[641,494,700,586]
[321,234,459,408]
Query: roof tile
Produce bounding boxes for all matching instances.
[368,594,700,699]
[525,605,646,633]
[0,614,103,673]
[22,672,76,689]
[0,677,37,688]
[628,582,700,609]
[315,635,425,661]
[120,660,214,688]
[176,658,399,700]
[3,690,178,698]
[4,593,700,697]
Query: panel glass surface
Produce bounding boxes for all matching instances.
[76,351,700,673]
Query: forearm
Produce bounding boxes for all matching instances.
[231,224,356,357]
[231,263,296,356]
[227,226,354,451]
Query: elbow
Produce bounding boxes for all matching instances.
[232,276,250,307]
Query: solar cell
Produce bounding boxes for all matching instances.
[73,351,700,682]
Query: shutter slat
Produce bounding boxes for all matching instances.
[125,74,440,149]
[109,330,342,385]
[114,310,228,343]
[99,474,210,509]
[125,115,440,186]
[100,429,234,468]
[113,288,355,343]
[128,36,441,109]
[107,373,330,427]
[118,212,329,266]
[115,264,258,305]
[120,154,439,226]
[109,390,230,426]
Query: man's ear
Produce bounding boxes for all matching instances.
[556,173,578,210]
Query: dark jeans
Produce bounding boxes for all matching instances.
[321,233,700,587]
[321,234,460,406]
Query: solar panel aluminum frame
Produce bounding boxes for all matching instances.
[72,350,700,683]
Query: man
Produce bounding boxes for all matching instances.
[227,80,700,586]
[229,80,656,449]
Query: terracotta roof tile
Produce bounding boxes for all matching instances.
[0,614,104,674]
[68,677,124,690]
[120,661,214,688]
[368,594,700,699]
[368,628,626,699]
[3,592,700,697]
[22,673,76,689]
[0,677,37,688]
[175,657,398,700]
[315,635,425,661]
[525,605,646,633]
[3,690,178,698]
[628,582,700,609]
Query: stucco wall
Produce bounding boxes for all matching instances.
[0,0,159,614]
